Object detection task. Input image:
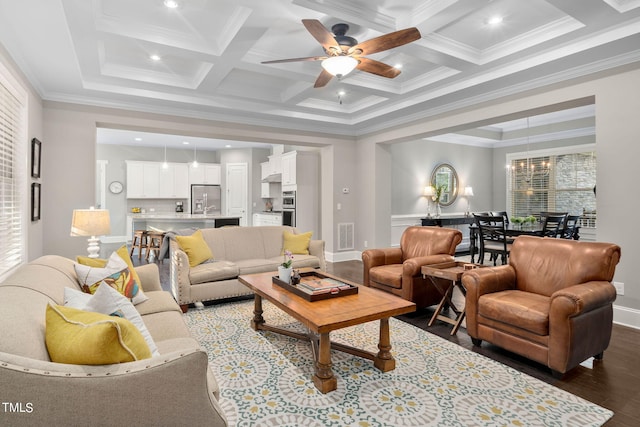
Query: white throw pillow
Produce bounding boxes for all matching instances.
[64,284,159,357]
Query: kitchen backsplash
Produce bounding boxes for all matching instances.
[127,199,188,214]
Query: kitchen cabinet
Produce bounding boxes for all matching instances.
[159,163,189,198]
[253,212,282,226]
[281,151,297,190]
[267,154,282,176]
[126,161,160,198]
[127,161,189,199]
[189,163,221,185]
[261,181,280,198]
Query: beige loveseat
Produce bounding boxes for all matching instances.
[0,255,227,426]
[170,226,326,312]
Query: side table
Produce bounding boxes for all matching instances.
[421,261,483,335]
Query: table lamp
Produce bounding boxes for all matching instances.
[424,185,436,218]
[463,186,474,216]
[70,207,111,258]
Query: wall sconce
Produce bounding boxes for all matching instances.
[463,186,474,216]
[423,185,435,217]
[70,207,111,258]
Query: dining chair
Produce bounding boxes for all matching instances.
[562,215,581,240]
[491,211,510,225]
[473,214,512,265]
[541,213,568,238]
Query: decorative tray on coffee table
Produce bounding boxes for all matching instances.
[272,270,358,302]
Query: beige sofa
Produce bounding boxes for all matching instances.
[0,255,227,426]
[170,226,326,312]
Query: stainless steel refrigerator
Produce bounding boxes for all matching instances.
[191,185,221,215]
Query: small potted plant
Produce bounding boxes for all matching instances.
[511,216,524,229]
[279,250,294,283]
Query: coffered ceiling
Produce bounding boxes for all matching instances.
[1,0,639,140]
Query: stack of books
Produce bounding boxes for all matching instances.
[297,277,352,295]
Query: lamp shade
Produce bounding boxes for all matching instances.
[463,186,474,197]
[423,186,435,197]
[321,56,358,77]
[70,209,111,237]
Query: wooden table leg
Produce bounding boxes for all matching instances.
[428,281,453,327]
[374,317,395,372]
[312,332,337,393]
[250,295,264,331]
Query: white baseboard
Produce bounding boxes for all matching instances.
[613,304,640,330]
[325,250,361,263]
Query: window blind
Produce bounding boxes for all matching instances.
[507,150,596,222]
[0,70,26,278]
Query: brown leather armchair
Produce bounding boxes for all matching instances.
[462,235,621,376]
[362,226,462,308]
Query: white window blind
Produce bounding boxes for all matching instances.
[0,66,27,278]
[507,146,596,223]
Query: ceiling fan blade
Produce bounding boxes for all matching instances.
[262,56,326,64]
[313,69,333,88]
[349,27,421,56]
[302,19,340,52]
[356,57,401,78]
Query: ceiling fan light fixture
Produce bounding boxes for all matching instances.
[321,56,358,77]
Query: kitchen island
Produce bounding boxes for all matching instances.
[126,213,240,240]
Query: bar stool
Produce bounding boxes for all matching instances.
[145,231,165,263]
[130,230,148,260]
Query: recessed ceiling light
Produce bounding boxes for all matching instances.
[394,63,403,69]
[134,137,142,141]
[225,144,232,148]
[487,16,503,26]
[150,54,161,61]
[164,0,179,9]
[182,141,190,145]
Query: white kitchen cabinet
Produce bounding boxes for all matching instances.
[159,163,189,198]
[267,154,281,176]
[126,161,160,198]
[253,213,282,226]
[261,162,270,180]
[281,151,297,190]
[127,161,189,199]
[261,181,281,198]
[189,163,221,185]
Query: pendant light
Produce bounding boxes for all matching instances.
[192,145,198,168]
[162,145,168,169]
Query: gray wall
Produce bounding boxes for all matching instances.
[390,140,494,216]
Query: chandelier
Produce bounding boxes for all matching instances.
[506,117,551,194]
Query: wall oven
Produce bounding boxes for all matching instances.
[282,209,295,227]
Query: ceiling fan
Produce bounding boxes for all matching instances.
[262,19,422,88]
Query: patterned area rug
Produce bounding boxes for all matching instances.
[184,300,613,427]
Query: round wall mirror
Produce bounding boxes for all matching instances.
[430,163,458,206]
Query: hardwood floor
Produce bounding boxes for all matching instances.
[140,254,639,425]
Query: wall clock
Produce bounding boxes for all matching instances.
[109,181,123,194]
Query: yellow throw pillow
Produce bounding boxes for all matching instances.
[175,230,213,267]
[77,245,142,290]
[45,304,151,365]
[282,230,313,255]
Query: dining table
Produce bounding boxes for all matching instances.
[468,223,545,263]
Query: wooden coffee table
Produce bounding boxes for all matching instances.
[238,269,416,393]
